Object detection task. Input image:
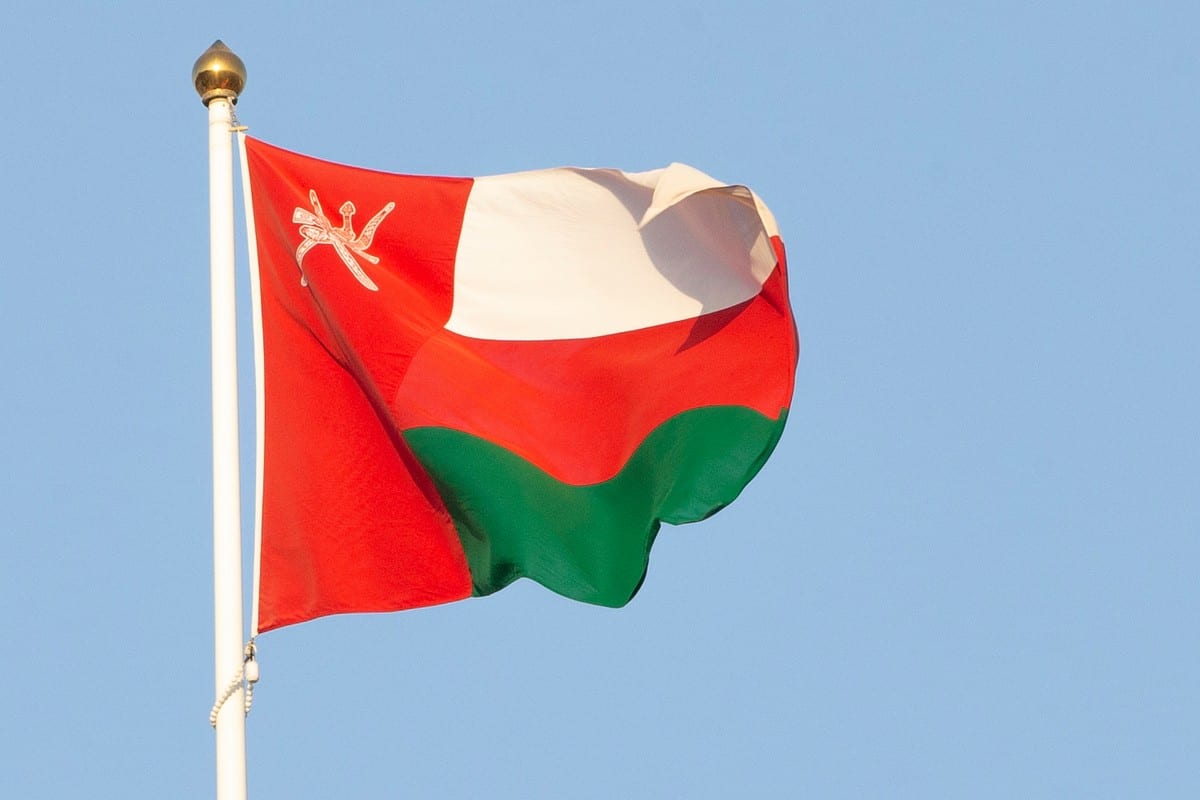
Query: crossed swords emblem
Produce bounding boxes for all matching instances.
[292,190,396,291]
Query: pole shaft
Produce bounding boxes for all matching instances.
[208,96,247,800]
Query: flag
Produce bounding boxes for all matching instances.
[240,136,798,633]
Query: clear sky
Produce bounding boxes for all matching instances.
[1,2,1196,797]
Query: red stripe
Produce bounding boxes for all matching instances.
[247,137,475,632]
[394,239,796,485]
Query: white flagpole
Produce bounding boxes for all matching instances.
[193,41,249,800]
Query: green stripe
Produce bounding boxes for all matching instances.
[403,406,787,607]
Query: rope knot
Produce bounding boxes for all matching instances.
[209,638,258,727]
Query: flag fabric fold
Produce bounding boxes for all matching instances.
[240,135,797,634]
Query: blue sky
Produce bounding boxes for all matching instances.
[1,2,1196,797]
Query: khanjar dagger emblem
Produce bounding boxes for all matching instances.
[292,190,396,291]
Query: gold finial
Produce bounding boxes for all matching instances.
[192,40,247,105]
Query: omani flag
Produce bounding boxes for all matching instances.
[240,135,798,633]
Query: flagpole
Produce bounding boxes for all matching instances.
[193,41,249,800]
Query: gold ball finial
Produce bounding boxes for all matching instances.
[192,40,247,105]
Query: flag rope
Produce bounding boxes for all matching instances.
[228,101,248,133]
[209,640,258,727]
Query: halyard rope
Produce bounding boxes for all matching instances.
[228,104,248,133]
[209,640,258,727]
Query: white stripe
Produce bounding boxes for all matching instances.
[446,163,779,340]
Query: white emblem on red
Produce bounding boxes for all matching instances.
[292,190,395,291]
